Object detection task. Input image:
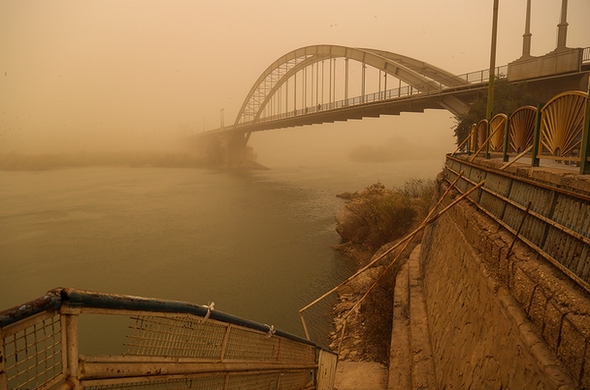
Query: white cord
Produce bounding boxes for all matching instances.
[265,324,276,338]
[201,302,215,322]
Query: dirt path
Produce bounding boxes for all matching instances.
[334,361,388,390]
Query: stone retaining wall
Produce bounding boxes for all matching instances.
[419,171,590,388]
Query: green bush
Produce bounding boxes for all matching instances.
[342,179,436,251]
[350,184,416,251]
[398,178,435,216]
[453,78,539,145]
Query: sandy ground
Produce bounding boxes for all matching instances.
[334,361,388,390]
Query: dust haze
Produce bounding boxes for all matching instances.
[1,1,589,168]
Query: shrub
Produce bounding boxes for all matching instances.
[340,182,418,251]
[398,178,435,216]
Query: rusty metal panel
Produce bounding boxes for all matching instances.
[447,158,458,172]
[479,190,505,219]
[125,315,227,359]
[456,179,469,194]
[552,195,590,237]
[543,227,588,283]
[444,155,590,292]
[579,245,590,281]
[484,172,512,198]
[520,211,548,249]
[2,289,322,389]
[2,313,63,390]
[444,164,459,182]
[465,164,486,183]
[224,326,280,362]
[450,163,471,193]
[508,181,554,218]
[448,157,463,174]
[83,375,227,389]
[227,372,278,389]
[316,349,337,390]
[278,338,316,364]
[454,172,470,194]
[81,369,314,389]
[277,371,315,389]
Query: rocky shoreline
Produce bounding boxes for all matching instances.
[329,181,431,365]
[329,238,421,364]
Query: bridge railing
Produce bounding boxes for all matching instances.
[0,288,335,390]
[236,46,590,130]
[252,65,508,126]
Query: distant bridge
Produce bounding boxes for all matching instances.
[197,44,590,165]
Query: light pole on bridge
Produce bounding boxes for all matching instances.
[485,0,500,159]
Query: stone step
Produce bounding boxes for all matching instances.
[388,244,437,390]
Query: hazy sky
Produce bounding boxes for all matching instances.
[1,1,589,156]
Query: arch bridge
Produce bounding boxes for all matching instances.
[199,44,590,165]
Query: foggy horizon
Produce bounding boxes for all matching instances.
[2,1,589,163]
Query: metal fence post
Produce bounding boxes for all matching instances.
[531,103,543,167]
[61,308,81,389]
[503,116,511,162]
[580,90,590,174]
[0,329,6,390]
[472,124,478,155]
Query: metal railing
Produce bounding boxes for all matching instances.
[229,45,590,131]
[0,288,336,390]
[459,89,590,175]
[444,155,590,292]
[246,65,509,126]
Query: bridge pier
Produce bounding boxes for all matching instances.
[199,131,257,168]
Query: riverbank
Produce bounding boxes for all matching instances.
[329,180,432,364]
[330,238,421,364]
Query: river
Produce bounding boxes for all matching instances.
[0,155,446,348]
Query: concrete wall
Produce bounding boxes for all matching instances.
[508,48,582,81]
[419,171,590,388]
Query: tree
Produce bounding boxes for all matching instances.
[453,78,539,145]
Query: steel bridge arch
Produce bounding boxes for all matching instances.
[234,44,469,128]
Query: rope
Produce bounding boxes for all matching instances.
[299,172,484,341]
[201,302,215,322]
[264,324,276,338]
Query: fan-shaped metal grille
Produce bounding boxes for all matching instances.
[539,91,587,161]
[509,106,537,154]
[477,120,488,149]
[489,114,507,152]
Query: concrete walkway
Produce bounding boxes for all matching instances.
[388,244,437,389]
[332,245,435,390]
[334,361,388,390]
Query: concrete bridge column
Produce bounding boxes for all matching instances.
[226,131,255,167]
[199,131,254,168]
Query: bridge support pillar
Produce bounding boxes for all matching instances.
[201,131,256,168]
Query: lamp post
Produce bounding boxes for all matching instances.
[486,0,500,159]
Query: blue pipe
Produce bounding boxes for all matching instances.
[1,287,316,347]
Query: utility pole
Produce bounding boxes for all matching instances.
[486,0,500,159]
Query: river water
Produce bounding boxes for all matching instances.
[0,156,445,346]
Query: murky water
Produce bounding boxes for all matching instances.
[0,158,444,345]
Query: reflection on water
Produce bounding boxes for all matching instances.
[0,159,443,345]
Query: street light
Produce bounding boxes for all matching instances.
[486,0,500,159]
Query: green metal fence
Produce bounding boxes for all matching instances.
[445,155,590,291]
